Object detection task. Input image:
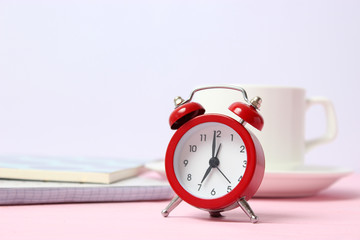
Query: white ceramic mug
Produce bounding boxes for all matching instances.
[192,85,337,171]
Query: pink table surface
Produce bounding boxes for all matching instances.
[1,174,360,240]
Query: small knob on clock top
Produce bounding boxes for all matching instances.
[174,96,185,107]
[250,96,262,110]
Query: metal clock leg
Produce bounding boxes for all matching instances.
[237,198,259,223]
[161,195,182,217]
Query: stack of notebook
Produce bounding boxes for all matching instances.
[0,156,172,205]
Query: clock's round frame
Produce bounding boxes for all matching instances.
[165,114,265,211]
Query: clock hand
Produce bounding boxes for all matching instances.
[216,167,231,184]
[212,130,216,158]
[213,143,231,184]
[201,165,213,184]
[215,143,221,158]
[201,143,222,184]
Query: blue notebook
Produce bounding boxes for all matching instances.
[0,156,147,184]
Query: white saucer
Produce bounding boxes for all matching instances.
[145,161,353,198]
[255,165,353,198]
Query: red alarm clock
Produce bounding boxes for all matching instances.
[161,86,265,223]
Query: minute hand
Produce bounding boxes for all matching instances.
[212,130,216,158]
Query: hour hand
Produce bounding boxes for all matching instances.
[201,165,212,184]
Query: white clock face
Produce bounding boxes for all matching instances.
[173,122,247,199]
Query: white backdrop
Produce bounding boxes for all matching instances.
[0,0,359,171]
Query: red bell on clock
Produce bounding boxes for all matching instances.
[229,97,264,131]
[169,101,205,130]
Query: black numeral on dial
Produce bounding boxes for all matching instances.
[200,134,207,141]
[187,174,192,181]
[189,145,197,152]
[243,160,247,168]
[240,145,245,153]
[216,130,221,137]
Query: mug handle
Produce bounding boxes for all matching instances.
[305,97,337,153]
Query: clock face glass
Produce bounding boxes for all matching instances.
[173,122,247,199]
